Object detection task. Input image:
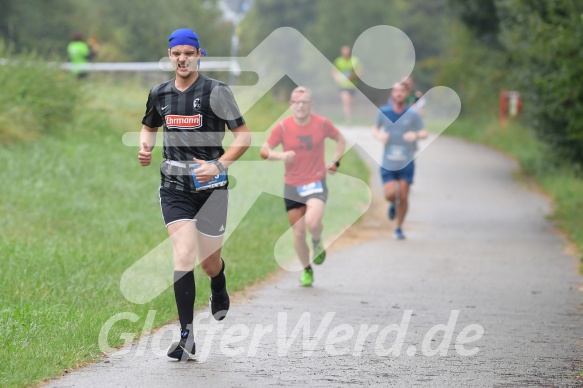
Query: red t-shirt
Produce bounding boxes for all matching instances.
[266,114,341,187]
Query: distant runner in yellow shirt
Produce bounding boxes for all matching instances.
[67,32,98,79]
[332,45,363,124]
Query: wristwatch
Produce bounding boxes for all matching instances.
[209,160,225,173]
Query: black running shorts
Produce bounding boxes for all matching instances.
[283,179,328,212]
[159,186,229,237]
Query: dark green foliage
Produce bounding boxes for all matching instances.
[0,0,231,61]
[499,0,583,165]
[238,0,317,55]
[238,0,451,102]
[448,0,501,47]
[443,0,583,167]
[4,0,580,165]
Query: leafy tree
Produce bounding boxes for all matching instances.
[0,0,231,61]
[448,0,501,47]
[1,0,76,56]
[392,0,451,90]
[305,0,399,60]
[441,0,583,165]
[435,20,508,115]
[238,0,317,55]
[238,0,451,102]
[499,0,583,164]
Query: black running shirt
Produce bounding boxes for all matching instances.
[142,74,245,192]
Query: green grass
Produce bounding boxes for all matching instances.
[444,117,583,272]
[0,77,370,387]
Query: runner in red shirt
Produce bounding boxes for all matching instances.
[260,87,346,286]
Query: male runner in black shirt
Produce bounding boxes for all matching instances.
[138,28,251,361]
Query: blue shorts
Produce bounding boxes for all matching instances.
[380,161,415,184]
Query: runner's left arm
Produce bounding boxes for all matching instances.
[326,131,346,174]
[404,112,428,142]
[351,57,364,80]
[193,124,251,182]
[219,124,251,168]
[416,110,428,139]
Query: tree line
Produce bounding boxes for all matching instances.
[240,0,583,166]
[1,0,581,166]
[0,0,232,61]
[441,0,583,166]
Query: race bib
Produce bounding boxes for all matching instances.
[190,165,227,191]
[386,145,408,162]
[296,181,323,197]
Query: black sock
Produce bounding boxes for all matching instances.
[173,270,195,333]
[210,259,226,292]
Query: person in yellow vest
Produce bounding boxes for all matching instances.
[332,45,363,124]
[67,32,98,79]
[403,76,425,115]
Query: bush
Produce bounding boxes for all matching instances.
[435,21,508,117]
[499,0,583,166]
[444,0,583,167]
[0,42,80,142]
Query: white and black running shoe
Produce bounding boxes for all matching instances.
[167,329,196,361]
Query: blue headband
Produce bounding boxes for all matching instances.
[168,28,207,56]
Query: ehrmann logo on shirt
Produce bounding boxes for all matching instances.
[165,115,203,130]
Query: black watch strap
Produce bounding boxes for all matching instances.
[210,160,225,173]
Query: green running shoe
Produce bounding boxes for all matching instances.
[313,241,326,265]
[300,268,314,287]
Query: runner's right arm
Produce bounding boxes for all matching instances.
[403,111,427,143]
[260,142,295,163]
[372,125,389,144]
[138,125,158,166]
[260,123,295,163]
[372,110,389,143]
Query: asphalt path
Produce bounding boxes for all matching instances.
[46,128,582,387]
